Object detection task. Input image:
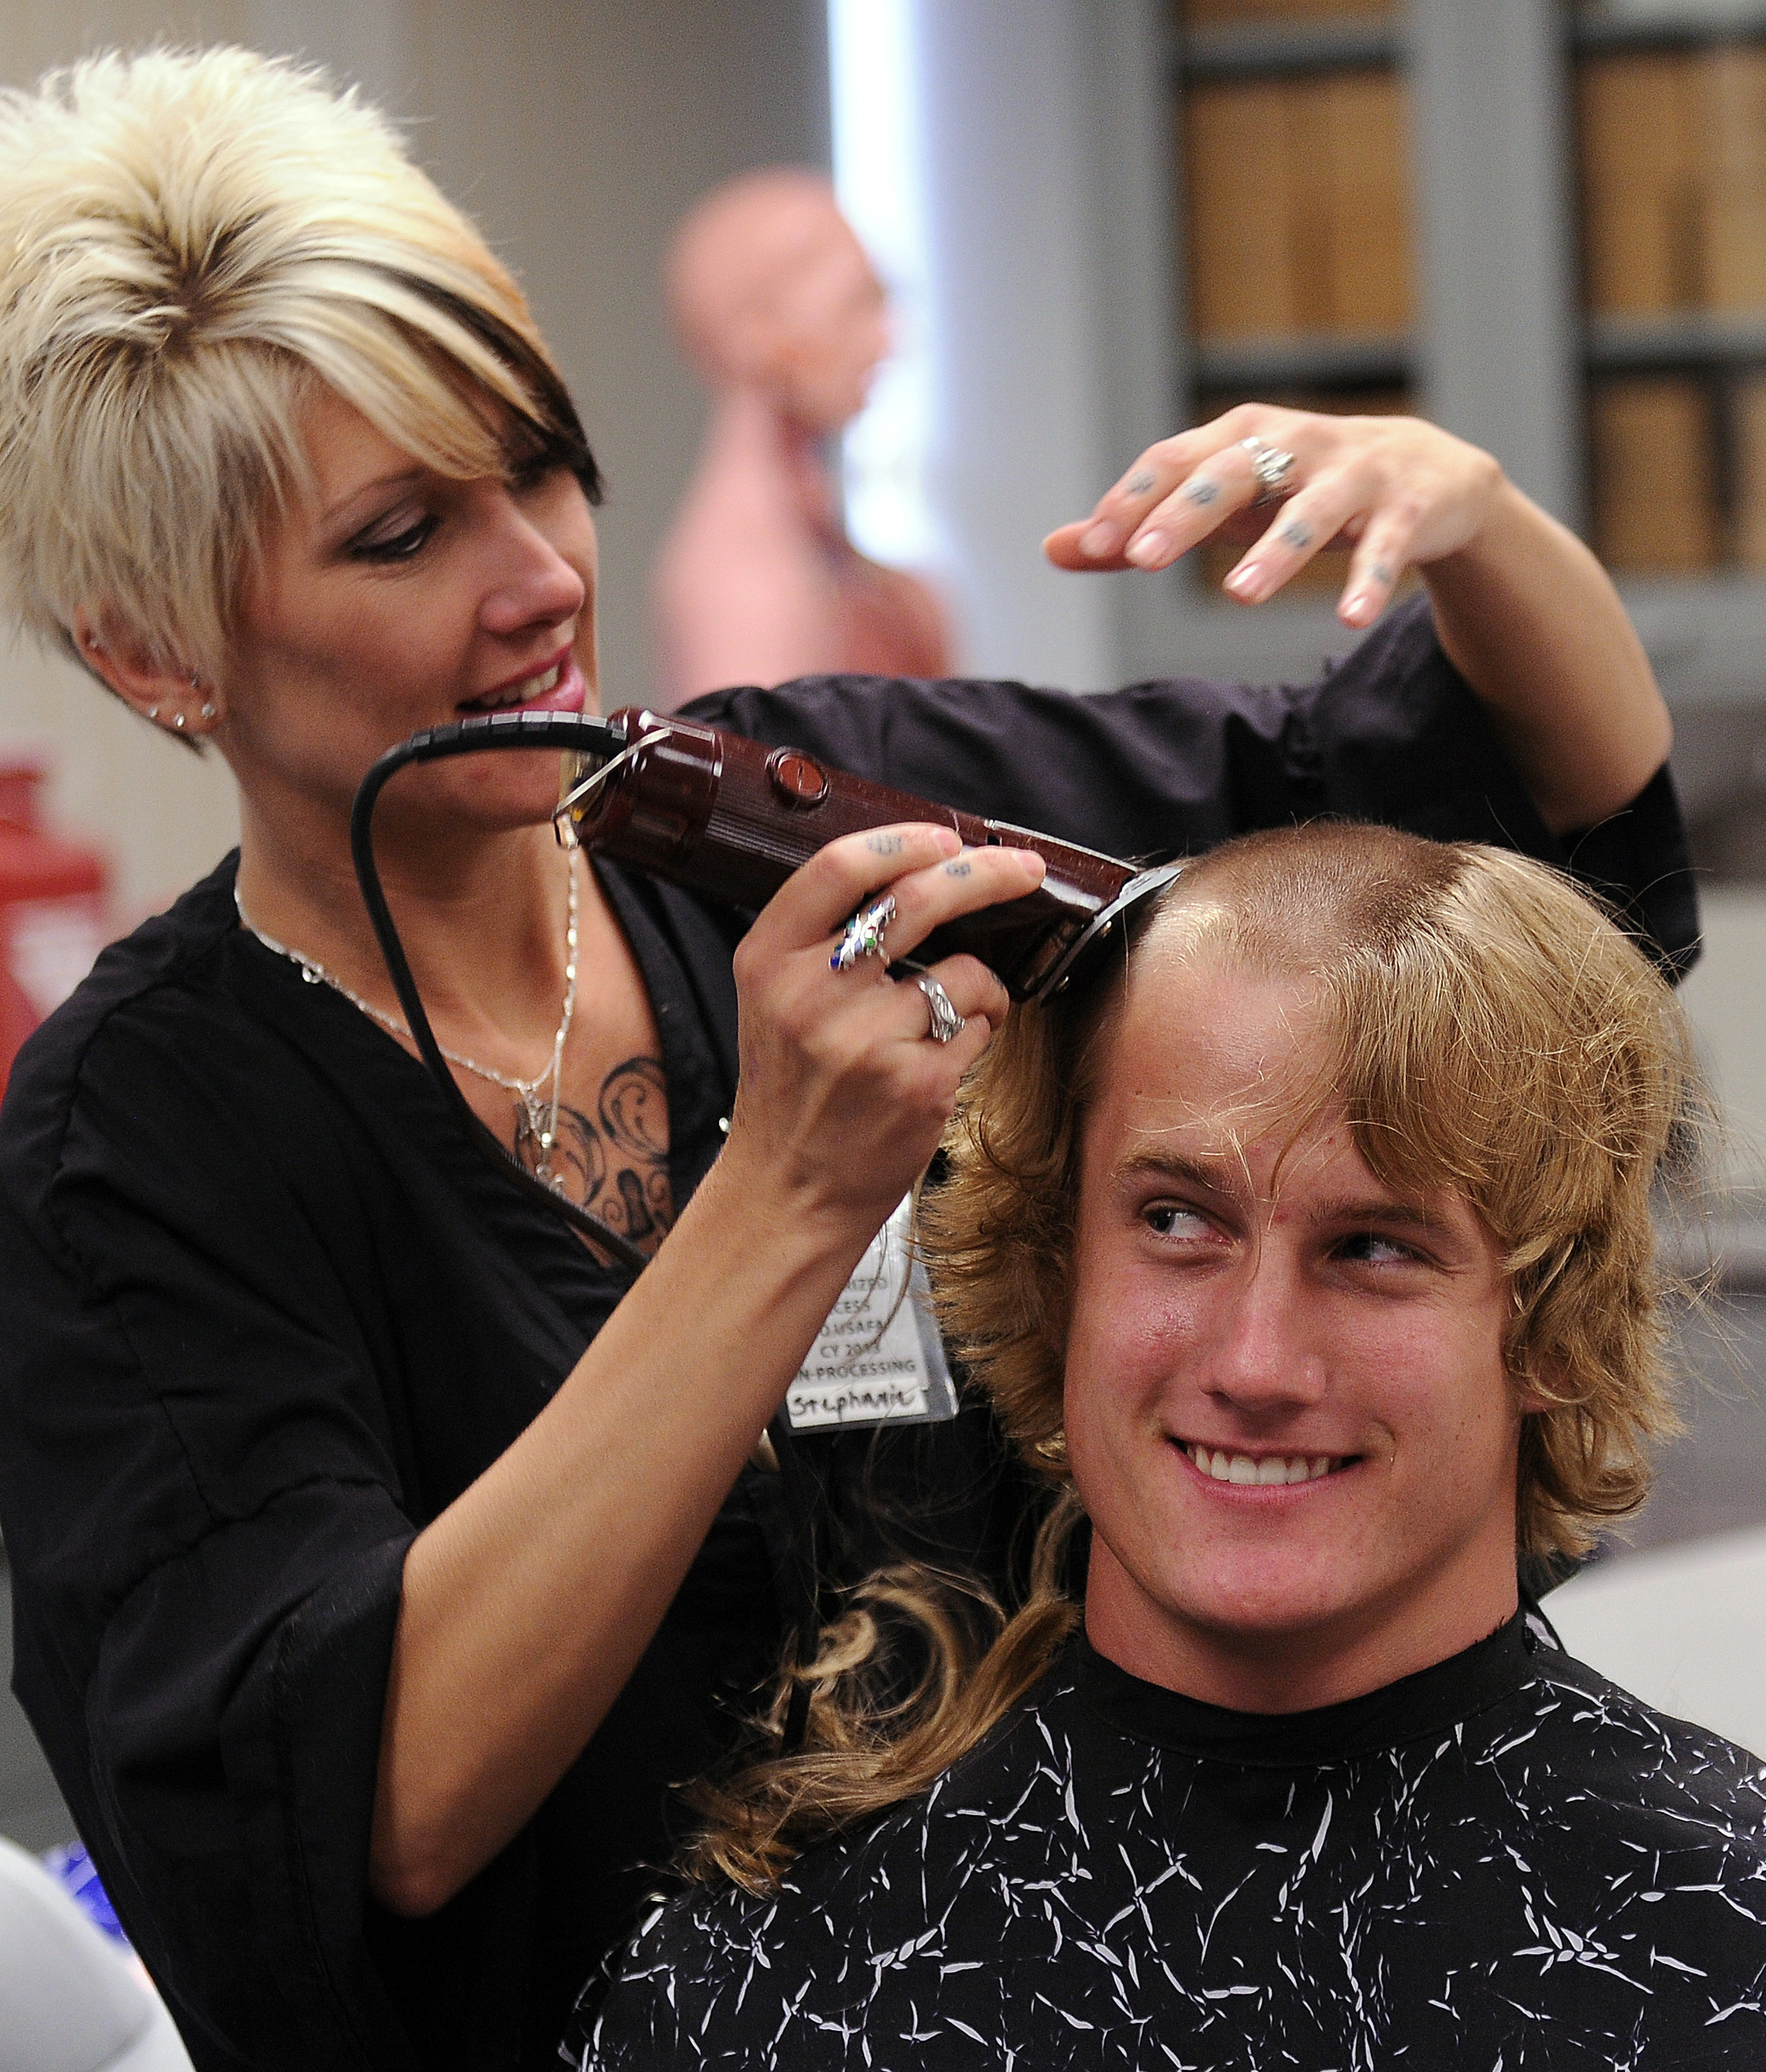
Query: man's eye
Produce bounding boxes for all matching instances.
[1339,1231,1416,1266]
[351,512,439,562]
[1145,1204,1209,1238]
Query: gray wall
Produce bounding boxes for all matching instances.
[915,0,1118,692]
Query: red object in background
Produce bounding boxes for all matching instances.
[0,759,110,1097]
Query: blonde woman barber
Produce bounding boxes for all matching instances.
[0,46,1689,2072]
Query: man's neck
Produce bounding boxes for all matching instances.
[1083,1533,1521,1717]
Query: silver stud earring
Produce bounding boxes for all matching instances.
[147,704,160,721]
[173,712,186,730]
[200,701,217,720]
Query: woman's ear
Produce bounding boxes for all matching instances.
[71,610,213,738]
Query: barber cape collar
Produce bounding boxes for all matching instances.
[787,1196,956,1432]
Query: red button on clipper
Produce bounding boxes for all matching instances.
[766,749,830,807]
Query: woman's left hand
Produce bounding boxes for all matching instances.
[1046,400,1671,836]
[1043,404,1503,632]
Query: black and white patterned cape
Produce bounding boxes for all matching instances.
[566,1615,1766,2069]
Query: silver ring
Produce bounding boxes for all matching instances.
[916,976,964,1045]
[1240,435,1296,508]
[831,894,897,973]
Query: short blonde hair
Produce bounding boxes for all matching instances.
[0,45,598,683]
[928,822,1701,1562]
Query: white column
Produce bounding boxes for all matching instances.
[1410,0,1582,530]
[913,0,1118,691]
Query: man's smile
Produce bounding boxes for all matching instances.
[1175,1440,1359,1488]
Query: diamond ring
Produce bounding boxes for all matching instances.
[1240,435,1297,508]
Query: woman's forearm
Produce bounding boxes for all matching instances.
[1421,480,1670,835]
[368,1146,862,1917]
[366,822,1035,1918]
[1049,409,1672,837]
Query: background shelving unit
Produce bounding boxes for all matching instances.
[1087,0,1766,873]
[1574,11,1766,581]
[1172,1,1415,591]
[1571,2,1766,863]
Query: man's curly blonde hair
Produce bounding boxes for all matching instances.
[933,821,1700,1563]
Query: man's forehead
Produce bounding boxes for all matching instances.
[1097,948,1493,1230]
[1115,944,1323,1077]
[1114,1105,1359,1194]
[1088,945,1354,1176]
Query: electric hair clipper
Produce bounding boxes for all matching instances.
[551,707,1179,1003]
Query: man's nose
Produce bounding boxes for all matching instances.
[1203,1251,1328,1412]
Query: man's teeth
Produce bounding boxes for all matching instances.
[1184,1444,1341,1486]
[476,663,562,709]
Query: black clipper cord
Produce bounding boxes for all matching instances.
[350,709,828,1745]
[350,710,638,1263]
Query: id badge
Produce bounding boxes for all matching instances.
[785,1194,959,1433]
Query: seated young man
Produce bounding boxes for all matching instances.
[569,824,1766,2072]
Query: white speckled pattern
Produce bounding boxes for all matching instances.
[568,1619,1766,2070]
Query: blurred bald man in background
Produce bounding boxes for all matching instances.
[653,168,951,707]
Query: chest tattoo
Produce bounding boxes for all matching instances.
[512,1055,674,1246]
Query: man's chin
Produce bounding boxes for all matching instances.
[1146,1550,1385,1658]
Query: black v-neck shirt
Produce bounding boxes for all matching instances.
[573,1620,1766,2071]
[0,604,1700,2071]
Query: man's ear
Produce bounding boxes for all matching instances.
[70,610,210,737]
[1514,1354,1565,1419]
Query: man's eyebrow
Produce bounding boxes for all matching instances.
[1115,1149,1447,1230]
[1115,1149,1236,1193]
[1308,1194,1449,1232]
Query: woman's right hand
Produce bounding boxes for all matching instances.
[723,822,1043,1235]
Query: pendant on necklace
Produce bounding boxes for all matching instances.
[519,1099,561,1186]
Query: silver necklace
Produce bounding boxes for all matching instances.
[235,853,581,1187]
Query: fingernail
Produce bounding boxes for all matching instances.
[1223,563,1262,599]
[1125,531,1169,569]
[1079,521,1118,558]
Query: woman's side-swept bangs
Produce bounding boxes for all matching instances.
[0,45,599,681]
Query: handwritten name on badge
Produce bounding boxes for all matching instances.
[787,1195,957,1432]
